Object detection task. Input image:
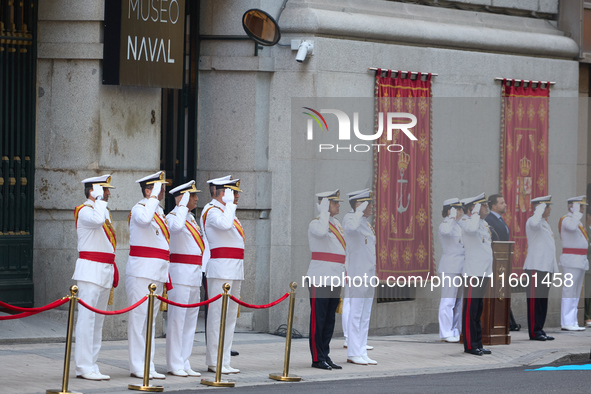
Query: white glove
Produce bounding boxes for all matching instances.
[222,188,234,204]
[535,203,546,214]
[318,198,329,213]
[449,207,457,219]
[90,184,104,200]
[151,181,162,198]
[472,203,481,215]
[179,191,190,207]
[573,202,580,213]
[356,201,369,214]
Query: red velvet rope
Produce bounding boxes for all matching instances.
[229,293,289,309]
[0,298,70,320]
[0,297,69,313]
[156,293,221,308]
[78,296,148,315]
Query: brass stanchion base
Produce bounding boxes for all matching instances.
[46,390,81,394]
[269,373,302,382]
[200,378,235,387]
[128,383,164,392]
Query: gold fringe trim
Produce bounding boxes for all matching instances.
[160,288,168,311]
[108,287,114,306]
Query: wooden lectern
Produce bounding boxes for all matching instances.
[481,241,514,345]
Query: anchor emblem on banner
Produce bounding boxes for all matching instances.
[397,152,411,213]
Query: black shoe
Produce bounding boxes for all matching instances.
[326,360,342,369]
[464,349,483,356]
[510,324,521,332]
[479,348,492,354]
[545,335,555,341]
[311,361,332,370]
[530,335,547,341]
[231,350,239,356]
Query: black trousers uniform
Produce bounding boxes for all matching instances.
[525,269,551,339]
[462,277,489,351]
[308,285,341,363]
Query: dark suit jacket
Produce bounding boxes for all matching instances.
[485,212,510,241]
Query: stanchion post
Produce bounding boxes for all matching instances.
[47,285,81,394]
[129,283,163,392]
[201,283,235,387]
[269,282,302,382]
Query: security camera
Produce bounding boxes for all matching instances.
[295,41,314,63]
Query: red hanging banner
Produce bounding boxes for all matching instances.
[501,80,550,274]
[374,70,433,280]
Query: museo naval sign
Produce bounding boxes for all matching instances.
[103,0,186,89]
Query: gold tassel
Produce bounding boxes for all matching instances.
[108,287,114,306]
[336,297,343,314]
[237,302,241,318]
[160,288,168,311]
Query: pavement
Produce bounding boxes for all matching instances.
[1,316,591,394]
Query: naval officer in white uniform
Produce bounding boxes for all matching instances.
[523,195,557,341]
[437,198,464,344]
[200,175,244,374]
[306,190,346,371]
[165,180,204,377]
[343,189,377,366]
[559,195,589,331]
[127,171,170,379]
[458,193,493,356]
[73,174,117,381]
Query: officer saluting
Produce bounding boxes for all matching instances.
[73,174,117,381]
[437,198,464,344]
[459,192,493,356]
[200,175,244,374]
[307,190,345,370]
[524,195,556,341]
[343,189,377,366]
[166,180,204,377]
[127,171,170,380]
[559,195,589,331]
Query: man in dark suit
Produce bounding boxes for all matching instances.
[485,194,509,241]
[485,193,520,331]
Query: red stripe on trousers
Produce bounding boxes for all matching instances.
[465,285,472,350]
[311,286,318,361]
[530,277,536,338]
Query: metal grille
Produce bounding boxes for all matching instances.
[0,0,37,306]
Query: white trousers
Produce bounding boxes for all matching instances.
[75,280,110,375]
[166,283,200,372]
[438,273,463,338]
[341,285,350,341]
[346,287,374,358]
[126,276,163,375]
[561,266,586,326]
[206,278,241,367]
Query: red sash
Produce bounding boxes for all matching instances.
[170,254,203,265]
[78,251,119,288]
[210,247,245,259]
[562,248,588,255]
[311,252,346,264]
[129,245,170,260]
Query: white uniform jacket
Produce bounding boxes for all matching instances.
[523,206,558,273]
[167,205,204,287]
[127,198,170,283]
[343,210,376,279]
[200,199,244,281]
[72,199,116,289]
[437,217,464,275]
[559,211,589,270]
[306,210,347,284]
[459,213,493,277]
